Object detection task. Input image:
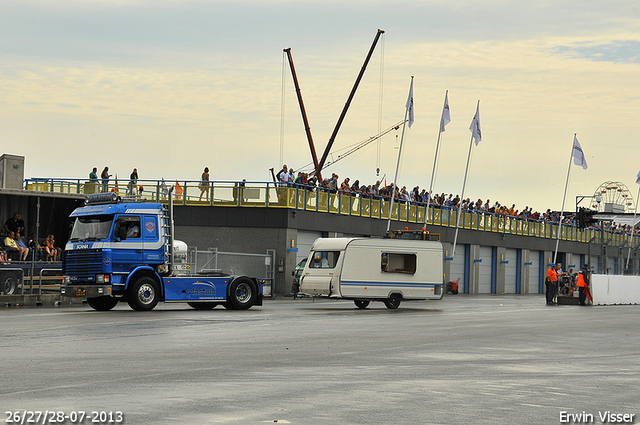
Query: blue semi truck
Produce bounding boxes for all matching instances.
[61,191,263,311]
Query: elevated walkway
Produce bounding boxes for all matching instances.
[23,178,632,248]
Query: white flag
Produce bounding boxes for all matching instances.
[572,135,587,170]
[440,91,451,132]
[469,101,481,145]
[635,170,640,185]
[406,78,414,128]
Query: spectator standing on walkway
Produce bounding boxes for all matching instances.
[89,167,98,182]
[287,168,295,186]
[129,168,139,195]
[101,167,112,192]
[276,165,288,185]
[198,167,210,201]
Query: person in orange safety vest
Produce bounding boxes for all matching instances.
[576,264,590,306]
[546,263,558,306]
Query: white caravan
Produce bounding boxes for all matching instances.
[299,237,444,309]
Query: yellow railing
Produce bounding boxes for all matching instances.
[23,179,630,247]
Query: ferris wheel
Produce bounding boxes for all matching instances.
[590,181,635,213]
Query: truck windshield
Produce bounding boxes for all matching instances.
[69,215,114,241]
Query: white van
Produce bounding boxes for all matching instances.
[299,237,444,309]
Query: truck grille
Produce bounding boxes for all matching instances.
[63,250,103,276]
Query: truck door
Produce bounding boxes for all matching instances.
[141,215,162,262]
[112,216,143,272]
[299,250,341,296]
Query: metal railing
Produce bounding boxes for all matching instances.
[23,178,634,248]
[187,247,276,298]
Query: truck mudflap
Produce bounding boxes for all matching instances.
[61,285,113,299]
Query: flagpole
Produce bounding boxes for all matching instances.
[424,90,448,226]
[625,183,640,271]
[451,132,475,260]
[452,100,479,260]
[387,76,413,232]
[554,134,576,264]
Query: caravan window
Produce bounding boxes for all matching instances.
[381,252,417,274]
[309,251,341,269]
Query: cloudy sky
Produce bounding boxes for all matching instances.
[2,0,640,213]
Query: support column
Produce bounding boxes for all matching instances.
[495,247,506,294]
[469,244,480,294]
[521,249,530,294]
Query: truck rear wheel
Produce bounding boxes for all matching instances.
[228,278,257,310]
[384,293,402,309]
[1,272,19,295]
[354,300,370,309]
[128,277,160,311]
[87,296,119,311]
[187,302,218,310]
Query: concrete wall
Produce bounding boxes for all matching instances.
[591,274,640,305]
[0,154,25,190]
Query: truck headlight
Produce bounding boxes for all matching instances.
[96,274,110,284]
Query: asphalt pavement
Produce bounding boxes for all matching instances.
[1,295,638,425]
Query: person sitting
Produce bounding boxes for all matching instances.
[126,223,140,238]
[4,231,28,261]
[0,248,8,264]
[14,231,31,260]
[41,234,59,261]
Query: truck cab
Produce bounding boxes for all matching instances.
[64,194,168,298]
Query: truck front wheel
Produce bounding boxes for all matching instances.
[228,278,257,310]
[87,296,119,311]
[128,277,160,311]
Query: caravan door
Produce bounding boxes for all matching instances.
[299,250,342,296]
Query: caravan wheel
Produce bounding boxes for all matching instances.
[384,294,402,309]
[354,300,370,309]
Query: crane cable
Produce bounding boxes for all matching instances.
[279,51,287,171]
[294,119,404,174]
[376,33,385,176]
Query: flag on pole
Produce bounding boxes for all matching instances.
[406,78,414,128]
[469,101,481,145]
[636,170,640,185]
[440,91,451,132]
[572,135,587,170]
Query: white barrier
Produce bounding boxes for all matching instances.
[591,274,640,305]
